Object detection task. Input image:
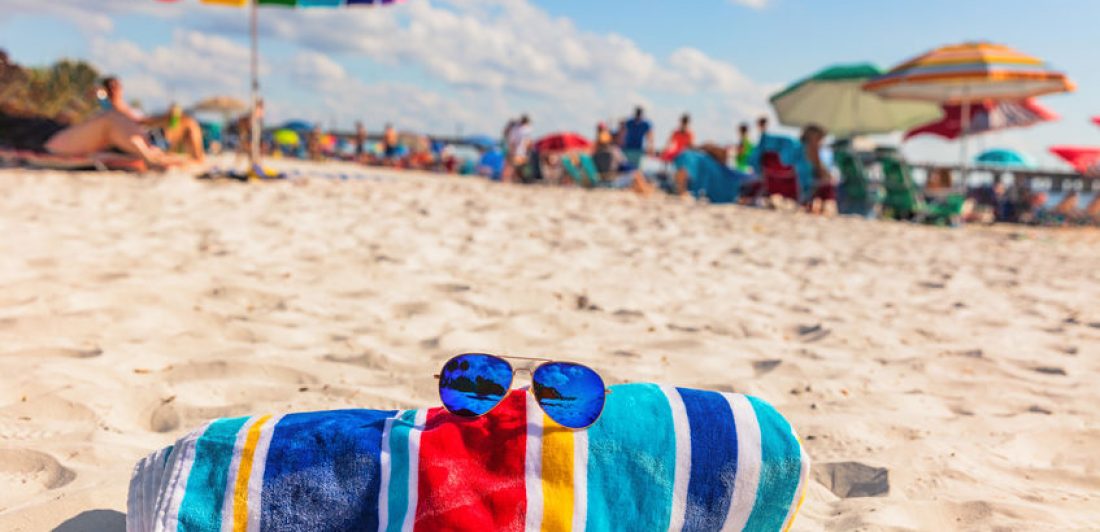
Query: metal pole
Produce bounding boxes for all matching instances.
[959,91,970,188]
[249,0,260,167]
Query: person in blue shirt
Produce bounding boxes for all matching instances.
[618,106,653,169]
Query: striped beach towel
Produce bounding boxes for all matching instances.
[127,383,808,531]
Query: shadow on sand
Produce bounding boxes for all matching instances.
[52,509,125,532]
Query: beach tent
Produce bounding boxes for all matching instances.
[865,42,1074,181]
[770,63,942,138]
[905,98,1057,141]
[156,0,404,166]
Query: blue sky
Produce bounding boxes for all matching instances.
[1,0,1096,166]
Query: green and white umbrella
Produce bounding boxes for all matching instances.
[770,63,943,138]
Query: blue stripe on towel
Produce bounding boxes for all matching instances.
[744,396,802,532]
[586,383,676,530]
[259,409,397,532]
[677,388,738,531]
[177,416,250,532]
[384,409,419,532]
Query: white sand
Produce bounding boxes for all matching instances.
[0,161,1097,530]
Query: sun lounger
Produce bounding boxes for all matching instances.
[128,383,809,532]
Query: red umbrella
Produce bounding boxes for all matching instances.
[1049,146,1100,176]
[534,132,591,154]
[1092,116,1100,128]
[905,98,1057,141]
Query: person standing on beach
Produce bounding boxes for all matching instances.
[661,113,694,162]
[506,114,533,183]
[354,121,367,160]
[620,106,653,170]
[756,115,769,144]
[382,123,399,162]
[735,122,754,172]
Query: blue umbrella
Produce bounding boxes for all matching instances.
[465,134,499,150]
[976,148,1034,168]
[280,120,316,132]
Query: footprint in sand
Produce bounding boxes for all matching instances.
[0,449,75,509]
[0,346,102,359]
[143,361,320,433]
[0,396,98,441]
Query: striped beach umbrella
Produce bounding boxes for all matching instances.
[156,0,404,164]
[865,42,1074,181]
[905,98,1058,141]
[863,42,1074,103]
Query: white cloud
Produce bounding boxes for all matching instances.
[254,0,774,139]
[89,30,260,111]
[6,0,776,142]
[730,0,773,9]
[0,0,158,33]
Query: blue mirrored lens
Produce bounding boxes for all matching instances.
[532,362,606,428]
[439,353,513,417]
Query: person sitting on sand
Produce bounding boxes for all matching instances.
[1083,193,1100,224]
[37,110,192,168]
[794,124,836,214]
[102,77,206,164]
[1053,191,1080,219]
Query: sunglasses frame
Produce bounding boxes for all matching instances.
[435,353,610,430]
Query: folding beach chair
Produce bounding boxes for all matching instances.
[833,149,875,216]
[877,148,926,220]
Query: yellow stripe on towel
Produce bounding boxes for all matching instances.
[540,414,574,532]
[233,414,272,532]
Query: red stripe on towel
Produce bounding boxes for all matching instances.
[415,390,528,531]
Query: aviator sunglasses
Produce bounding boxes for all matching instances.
[436,353,608,429]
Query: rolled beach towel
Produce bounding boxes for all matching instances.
[128,383,808,532]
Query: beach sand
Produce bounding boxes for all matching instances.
[0,160,1097,530]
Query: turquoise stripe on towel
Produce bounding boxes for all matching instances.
[586,383,676,530]
[743,396,803,532]
[177,416,250,532]
[384,409,419,532]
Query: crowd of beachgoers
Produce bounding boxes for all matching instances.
[1,62,1098,228]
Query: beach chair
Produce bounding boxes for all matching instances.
[877,149,926,220]
[925,193,967,226]
[761,151,800,201]
[561,155,600,187]
[578,153,603,186]
[833,150,874,216]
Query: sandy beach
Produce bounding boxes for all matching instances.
[0,161,1098,530]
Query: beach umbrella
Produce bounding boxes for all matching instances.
[865,42,1074,181]
[279,120,316,132]
[1049,146,1100,176]
[155,0,404,166]
[465,134,499,150]
[769,63,942,138]
[905,98,1058,141]
[190,95,248,115]
[534,132,592,154]
[975,148,1034,168]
